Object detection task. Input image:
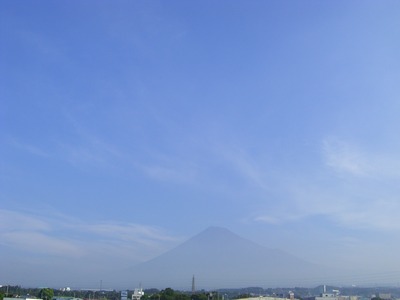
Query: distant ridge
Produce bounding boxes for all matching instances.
[128,226,329,289]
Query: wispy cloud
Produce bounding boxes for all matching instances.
[322,137,371,176]
[273,178,400,232]
[254,212,304,225]
[0,209,84,257]
[333,197,400,231]
[7,139,50,158]
[253,137,400,232]
[2,231,84,257]
[51,113,201,185]
[0,209,50,231]
[58,115,125,169]
[254,215,282,225]
[140,162,197,184]
[84,222,179,251]
[0,209,180,262]
[214,144,270,190]
[322,136,400,178]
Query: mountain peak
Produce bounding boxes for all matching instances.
[187,226,249,248]
[197,226,237,237]
[203,225,230,232]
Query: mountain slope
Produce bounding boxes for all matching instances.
[129,227,327,289]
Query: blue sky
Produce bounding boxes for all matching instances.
[2,0,400,289]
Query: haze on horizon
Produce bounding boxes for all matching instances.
[2,0,400,290]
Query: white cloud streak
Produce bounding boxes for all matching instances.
[254,136,400,232]
[7,139,50,158]
[0,209,179,262]
[322,136,400,178]
[322,137,371,176]
[214,144,271,191]
[140,163,197,184]
[0,209,50,231]
[318,137,400,229]
[2,231,84,257]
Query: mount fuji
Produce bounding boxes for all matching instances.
[128,227,331,289]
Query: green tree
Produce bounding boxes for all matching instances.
[160,288,175,300]
[148,294,160,300]
[235,295,250,299]
[175,294,190,300]
[38,288,54,300]
[192,294,208,300]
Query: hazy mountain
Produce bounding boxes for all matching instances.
[127,227,331,289]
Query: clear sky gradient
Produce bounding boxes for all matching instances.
[2,0,400,289]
